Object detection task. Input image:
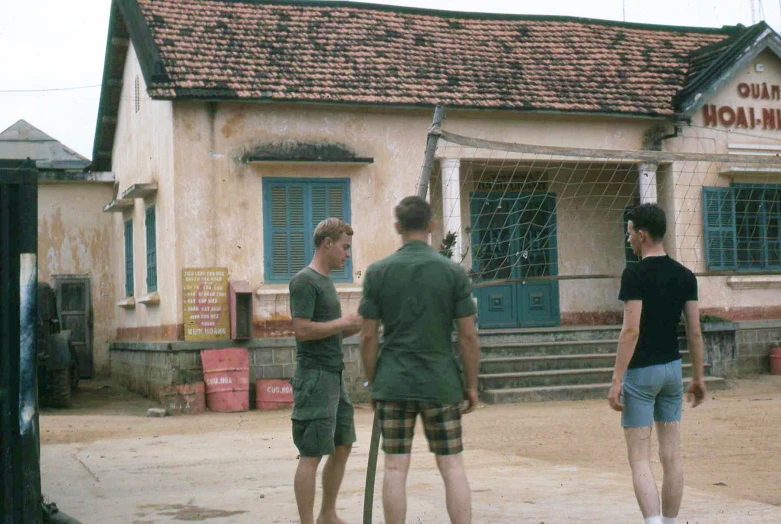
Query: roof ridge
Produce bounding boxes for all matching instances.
[205,0,737,34]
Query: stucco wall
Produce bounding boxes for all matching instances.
[663,50,781,318]
[111,43,177,338]
[166,102,656,334]
[109,50,781,338]
[38,183,115,376]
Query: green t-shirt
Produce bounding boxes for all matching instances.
[289,267,344,372]
[359,240,477,404]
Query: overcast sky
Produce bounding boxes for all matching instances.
[1,0,779,160]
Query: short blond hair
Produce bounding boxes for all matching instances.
[313,218,353,248]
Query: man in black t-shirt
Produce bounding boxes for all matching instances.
[608,204,707,524]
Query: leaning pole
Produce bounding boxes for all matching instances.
[362,105,446,523]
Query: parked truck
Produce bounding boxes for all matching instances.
[37,282,79,408]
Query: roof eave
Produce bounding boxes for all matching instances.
[91,0,168,172]
[677,24,781,116]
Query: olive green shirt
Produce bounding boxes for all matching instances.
[289,267,344,372]
[359,241,476,404]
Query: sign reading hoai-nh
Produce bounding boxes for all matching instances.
[183,267,230,341]
[702,82,781,130]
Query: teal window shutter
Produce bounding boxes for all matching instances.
[124,218,134,296]
[702,186,736,270]
[263,178,351,283]
[145,206,157,292]
[310,182,352,281]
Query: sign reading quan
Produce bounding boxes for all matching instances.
[183,267,230,341]
[702,82,781,130]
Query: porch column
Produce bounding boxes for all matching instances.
[440,158,463,261]
[638,162,659,204]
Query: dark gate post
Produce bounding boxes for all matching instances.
[0,159,42,523]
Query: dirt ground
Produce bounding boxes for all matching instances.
[39,376,781,523]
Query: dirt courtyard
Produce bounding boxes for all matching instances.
[40,377,781,523]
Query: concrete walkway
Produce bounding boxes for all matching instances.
[41,423,780,523]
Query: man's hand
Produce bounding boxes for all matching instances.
[341,312,362,331]
[462,388,479,414]
[686,379,707,408]
[607,380,624,411]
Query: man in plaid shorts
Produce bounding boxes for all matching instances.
[359,195,481,524]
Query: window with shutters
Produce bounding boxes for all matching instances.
[124,218,134,297]
[262,178,352,283]
[703,184,781,271]
[145,205,157,292]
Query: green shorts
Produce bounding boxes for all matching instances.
[291,366,356,457]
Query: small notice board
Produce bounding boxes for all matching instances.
[183,267,230,341]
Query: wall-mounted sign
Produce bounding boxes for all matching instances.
[183,267,230,341]
[702,82,781,130]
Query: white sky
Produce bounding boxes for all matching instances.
[0,0,779,160]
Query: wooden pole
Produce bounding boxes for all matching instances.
[416,105,446,199]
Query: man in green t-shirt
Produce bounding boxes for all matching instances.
[289,218,361,524]
[359,196,480,524]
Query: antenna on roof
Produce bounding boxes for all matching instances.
[750,0,766,24]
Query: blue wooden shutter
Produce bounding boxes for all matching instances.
[265,183,307,282]
[702,187,737,270]
[124,219,134,296]
[309,182,351,282]
[145,206,157,292]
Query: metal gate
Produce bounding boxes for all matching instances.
[1,159,42,523]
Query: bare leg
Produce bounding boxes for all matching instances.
[317,444,352,524]
[295,456,322,524]
[656,422,683,518]
[435,453,472,524]
[624,426,661,518]
[383,453,412,524]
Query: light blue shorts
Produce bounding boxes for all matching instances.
[621,359,683,428]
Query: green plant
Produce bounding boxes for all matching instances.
[439,231,458,259]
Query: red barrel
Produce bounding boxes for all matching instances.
[200,348,250,412]
[256,379,293,410]
[159,382,205,416]
[770,346,781,375]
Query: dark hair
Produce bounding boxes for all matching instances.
[395,196,431,232]
[627,203,666,241]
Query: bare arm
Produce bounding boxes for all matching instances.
[343,324,362,339]
[359,318,380,383]
[608,300,642,411]
[683,300,707,407]
[457,315,480,412]
[292,313,360,342]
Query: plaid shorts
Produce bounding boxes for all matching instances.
[376,401,463,456]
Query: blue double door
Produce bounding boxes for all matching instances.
[470,192,560,329]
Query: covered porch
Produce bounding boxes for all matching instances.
[430,156,664,329]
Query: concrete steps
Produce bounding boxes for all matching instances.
[476,326,726,404]
[480,363,703,390]
[481,376,728,404]
[480,351,692,374]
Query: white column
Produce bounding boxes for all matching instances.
[638,162,659,204]
[440,158,463,261]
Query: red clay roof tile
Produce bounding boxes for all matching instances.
[133,0,731,116]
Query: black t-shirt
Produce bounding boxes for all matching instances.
[618,255,698,369]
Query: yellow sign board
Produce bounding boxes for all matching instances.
[183,267,230,341]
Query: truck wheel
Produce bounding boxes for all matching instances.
[49,368,72,408]
[69,361,79,391]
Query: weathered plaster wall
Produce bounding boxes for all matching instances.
[167,102,653,333]
[111,43,177,338]
[37,183,115,375]
[665,50,781,318]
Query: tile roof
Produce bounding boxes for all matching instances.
[130,0,736,117]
